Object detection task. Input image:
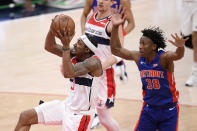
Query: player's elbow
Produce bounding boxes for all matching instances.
[63,73,73,78]
[173,53,184,61]
[45,44,53,53]
[177,53,184,60]
[111,47,120,56]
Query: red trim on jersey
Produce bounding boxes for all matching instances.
[142,90,146,98]
[78,115,91,131]
[176,103,179,131]
[134,102,146,131]
[167,72,179,103]
[87,12,111,28]
[72,57,77,64]
[122,27,126,36]
[106,68,116,97]
[92,55,100,60]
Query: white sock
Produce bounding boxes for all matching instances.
[192,62,197,72]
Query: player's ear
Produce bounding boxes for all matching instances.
[85,47,91,53]
[152,43,157,50]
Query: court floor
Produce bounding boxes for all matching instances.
[0,0,197,130]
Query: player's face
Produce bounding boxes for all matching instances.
[139,36,156,57]
[73,39,87,56]
[97,0,113,12]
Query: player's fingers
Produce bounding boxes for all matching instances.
[115,5,118,14]
[181,34,184,39]
[175,33,179,39]
[121,7,126,17]
[51,19,59,35]
[118,5,122,14]
[123,14,127,21]
[171,34,176,40]
[54,15,59,19]
[52,19,59,32]
[168,40,175,45]
[184,36,189,41]
[111,8,114,14]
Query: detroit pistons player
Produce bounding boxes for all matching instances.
[110,7,189,131]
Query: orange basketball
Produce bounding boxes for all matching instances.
[52,14,75,37]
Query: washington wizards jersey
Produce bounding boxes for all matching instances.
[85,12,112,63]
[65,56,99,113]
[85,12,116,100]
[138,50,179,106]
[91,0,120,11]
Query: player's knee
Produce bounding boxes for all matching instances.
[98,116,109,126]
[18,110,32,124]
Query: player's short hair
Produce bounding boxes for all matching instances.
[141,27,167,51]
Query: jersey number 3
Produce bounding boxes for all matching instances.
[146,79,160,89]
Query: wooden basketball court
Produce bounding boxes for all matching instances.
[0,0,197,130]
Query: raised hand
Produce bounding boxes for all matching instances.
[111,5,126,27]
[168,33,189,47]
[50,15,75,47]
[58,27,75,47]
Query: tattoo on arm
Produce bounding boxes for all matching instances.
[72,57,101,77]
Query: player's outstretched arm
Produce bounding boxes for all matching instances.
[111,6,139,62]
[121,0,135,34]
[165,33,189,61]
[80,0,93,34]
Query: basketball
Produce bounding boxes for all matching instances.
[52,14,75,37]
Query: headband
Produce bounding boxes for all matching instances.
[80,35,97,52]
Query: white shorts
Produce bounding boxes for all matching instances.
[94,68,116,109]
[34,100,93,131]
[181,1,197,35]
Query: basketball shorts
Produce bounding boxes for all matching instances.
[181,2,197,36]
[95,68,116,109]
[35,100,93,131]
[135,102,179,131]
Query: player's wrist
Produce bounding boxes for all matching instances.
[62,46,70,51]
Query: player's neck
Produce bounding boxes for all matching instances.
[97,10,111,19]
[76,54,91,61]
[145,52,157,64]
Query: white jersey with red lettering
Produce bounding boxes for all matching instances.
[85,12,116,109]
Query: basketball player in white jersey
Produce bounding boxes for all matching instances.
[14,16,103,131]
[82,0,124,130]
[181,0,197,86]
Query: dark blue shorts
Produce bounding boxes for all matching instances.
[135,103,179,131]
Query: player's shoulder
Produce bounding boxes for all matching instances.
[86,56,102,76]
[86,0,94,5]
[120,0,131,5]
[85,56,101,66]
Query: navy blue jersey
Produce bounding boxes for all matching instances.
[138,50,179,106]
[91,0,120,11]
